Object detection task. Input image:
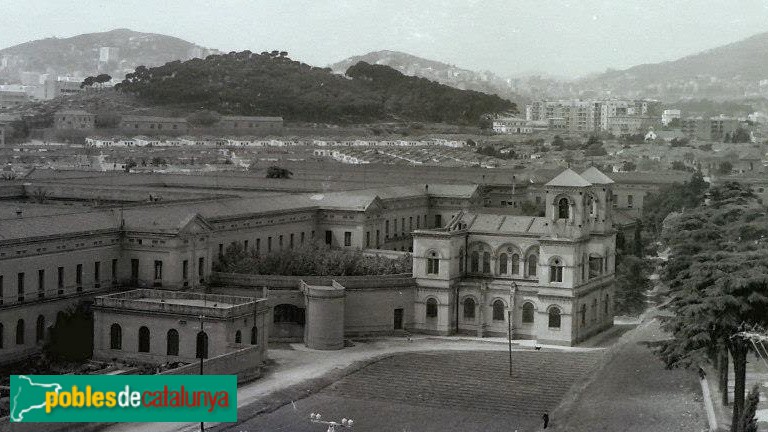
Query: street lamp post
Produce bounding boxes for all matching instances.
[310,412,354,432]
[508,281,517,377]
[199,315,205,432]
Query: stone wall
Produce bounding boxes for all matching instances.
[161,343,263,384]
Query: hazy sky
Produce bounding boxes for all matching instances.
[3,0,768,77]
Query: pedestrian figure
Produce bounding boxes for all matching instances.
[542,413,549,429]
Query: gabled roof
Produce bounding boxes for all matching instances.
[545,168,592,187]
[580,167,614,185]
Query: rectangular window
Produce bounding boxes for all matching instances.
[416,217,420,229]
[256,238,261,254]
[344,231,352,247]
[435,214,442,227]
[325,230,333,245]
[111,259,117,284]
[18,272,24,302]
[409,217,413,231]
[290,233,294,248]
[94,262,100,288]
[244,240,249,250]
[183,260,189,280]
[198,257,205,282]
[76,264,83,292]
[279,235,284,249]
[385,220,390,238]
[427,258,440,274]
[218,243,224,256]
[366,232,371,248]
[589,256,603,278]
[38,269,45,299]
[612,194,618,208]
[301,232,305,244]
[627,195,634,208]
[401,218,405,235]
[311,230,315,239]
[58,267,64,294]
[268,237,272,252]
[393,219,397,235]
[154,261,163,287]
[131,259,139,282]
[0,275,3,305]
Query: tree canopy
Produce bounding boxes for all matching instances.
[115,52,515,125]
[655,181,768,429]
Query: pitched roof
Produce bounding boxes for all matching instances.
[460,212,548,235]
[545,168,592,187]
[580,167,614,185]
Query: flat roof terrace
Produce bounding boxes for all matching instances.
[94,289,261,319]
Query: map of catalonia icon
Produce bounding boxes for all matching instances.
[10,375,63,422]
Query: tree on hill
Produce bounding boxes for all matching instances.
[115,52,515,125]
[641,171,708,236]
[731,127,751,143]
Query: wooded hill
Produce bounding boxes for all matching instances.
[115,51,516,125]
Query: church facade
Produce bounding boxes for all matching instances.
[411,167,617,345]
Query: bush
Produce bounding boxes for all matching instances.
[214,242,412,276]
[45,303,93,362]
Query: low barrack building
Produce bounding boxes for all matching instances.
[93,289,269,373]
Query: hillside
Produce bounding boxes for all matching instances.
[329,50,526,103]
[0,28,217,83]
[114,51,516,125]
[577,31,768,100]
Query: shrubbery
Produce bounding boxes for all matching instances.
[213,242,412,276]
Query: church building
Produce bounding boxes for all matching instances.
[411,167,617,345]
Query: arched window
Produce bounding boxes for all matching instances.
[482,252,491,274]
[499,253,508,274]
[511,254,520,275]
[166,329,179,356]
[426,298,438,318]
[196,331,209,359]
[250,326,258,345]
[16,319,24,345]
[592,298,598,322]
[110,323,122,350]
[604,294,610,315]
[548,307,561,328]
[458,249,465,273]
[589,254,604,278]
[580,304,587,327]
[463,298,475,319]
[138,326,150,353]
[36,315,45,342]
[527,255,537,277]
[492,300,505,321]
[470,251,479,273]
[522,302,535,324]
[235,330,242,343]
[558,197,570,219]
[549,257,563,283]
[426,251,440,275]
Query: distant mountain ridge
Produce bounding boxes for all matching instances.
[575,31,768,100]
[0,28,218,83]
[329,50,526,103]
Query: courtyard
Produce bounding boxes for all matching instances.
[218,349,603,432]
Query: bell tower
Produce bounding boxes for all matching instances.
[580,167,615,234]
[543,168,593,239]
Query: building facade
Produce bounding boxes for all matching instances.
[411,167,616,345]
[54,110,95,130]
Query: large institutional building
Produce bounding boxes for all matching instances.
[0,166,624,367]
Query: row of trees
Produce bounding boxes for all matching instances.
[80,74,112,89]
[214,242,412,276]
[653,181,768,431]
[115,52,515,125]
